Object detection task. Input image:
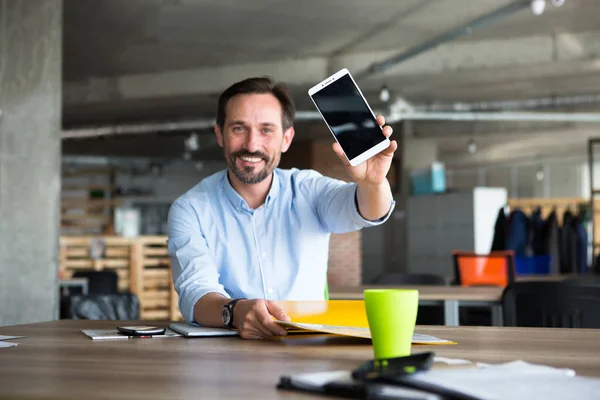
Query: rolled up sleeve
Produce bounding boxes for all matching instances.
[300,171,395,234]
[167,200,229,323]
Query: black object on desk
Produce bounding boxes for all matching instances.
[278,352,481,400]
[352,352,435,381]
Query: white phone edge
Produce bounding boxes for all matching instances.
[308,68,390,166]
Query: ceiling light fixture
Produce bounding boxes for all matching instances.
[550,0,565,6]
[379,86,391,103]
[467,138,477,154]
[531,0,546,15]
[536,167,545,181]
[185,132,200,152]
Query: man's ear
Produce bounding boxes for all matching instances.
[281,126,295,153]
[214,124,224,148]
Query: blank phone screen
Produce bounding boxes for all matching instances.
[311,74,386,160]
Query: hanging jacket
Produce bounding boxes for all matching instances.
[530,207,545,255]
[543,210,561,274]
[491,207,508,252]
[576,207,589,273]
[506,209,529,257]
[560,210,579,274]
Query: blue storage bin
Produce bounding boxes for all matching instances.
[410,162,446,196]
[515,255,551,275]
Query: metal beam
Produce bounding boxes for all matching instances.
[62,110,600,139]
[417,94,600,112]
[354,0,531,80]
[392,111,600,123]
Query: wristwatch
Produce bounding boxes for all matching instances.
[222,298,245,329]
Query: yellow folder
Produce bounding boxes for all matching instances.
[274,300,455,345]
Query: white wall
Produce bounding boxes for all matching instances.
[447,156,592,199]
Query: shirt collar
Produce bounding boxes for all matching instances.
[222,169,280,212]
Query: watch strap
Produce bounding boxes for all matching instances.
[224,298,245,329]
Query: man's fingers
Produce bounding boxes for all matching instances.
[382,125,393,138]
[266,301,290,322]
[332,142,350,168]
[239,327,267,340]
[243,316,273,338]
[255,322,276,338]
[256,302,287,336]
[376,115,385,127]
[260,316,288,337]
[381,140,398,157]
[265,302,290,336]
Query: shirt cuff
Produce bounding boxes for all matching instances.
[353,187,396,226]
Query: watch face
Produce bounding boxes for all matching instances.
[222,307,231,326]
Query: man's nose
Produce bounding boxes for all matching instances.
[243,130,260,153]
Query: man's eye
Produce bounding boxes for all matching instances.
[232,126,244,132]
[263,128,273,134]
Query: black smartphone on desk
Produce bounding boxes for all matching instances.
[117,325,166,336]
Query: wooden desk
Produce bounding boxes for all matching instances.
[1,320,600,399]
[330,285,504,327]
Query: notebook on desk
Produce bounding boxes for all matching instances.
[168,322,317,337]
[169,323,239,337]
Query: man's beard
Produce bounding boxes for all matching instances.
[228,149,280,184]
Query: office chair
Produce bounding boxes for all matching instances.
[453,250,515,287]
[502,281,600,328]
[69,293,140,320]
[72,270,119,295]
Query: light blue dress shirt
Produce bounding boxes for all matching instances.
[167,168,394,323]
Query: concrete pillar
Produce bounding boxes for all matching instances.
[0,0,62,325]
[388,123,438,274]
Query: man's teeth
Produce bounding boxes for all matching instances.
[240,156,262,163]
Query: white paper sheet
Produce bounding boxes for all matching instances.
[0,335,24,341]
[408,361,600,400]
[283,361,600,400]
[433,356,473,365]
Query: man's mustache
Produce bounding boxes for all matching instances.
[232,151,269,160]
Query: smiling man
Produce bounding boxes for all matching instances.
[167,77,396,339]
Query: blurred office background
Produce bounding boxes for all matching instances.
[2,0,600,325]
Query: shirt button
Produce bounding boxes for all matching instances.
[262,252,267,258]
[268,288,274,294]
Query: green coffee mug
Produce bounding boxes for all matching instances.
[364,289,419,360]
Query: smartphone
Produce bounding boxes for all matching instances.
[117,325,166,336]
[308,68,390,166]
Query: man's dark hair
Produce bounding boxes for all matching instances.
[216,77,296,131]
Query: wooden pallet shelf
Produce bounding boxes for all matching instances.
[60,235,182,320]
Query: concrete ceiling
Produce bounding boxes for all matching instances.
[64,0,600,80]
[62,0,600,165]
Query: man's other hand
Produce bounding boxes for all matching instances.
[233,299,291,339]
